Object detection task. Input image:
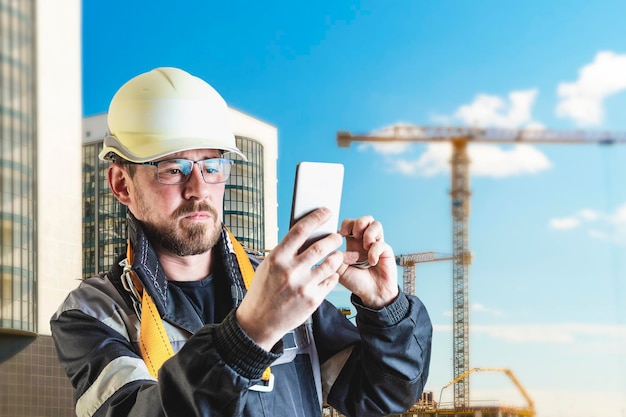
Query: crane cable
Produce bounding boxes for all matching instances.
[600,143,626,396]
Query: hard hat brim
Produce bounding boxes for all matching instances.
[99,134,248,162]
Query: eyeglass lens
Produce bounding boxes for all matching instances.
[156,158,233,184]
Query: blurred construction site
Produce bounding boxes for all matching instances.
[332,124,626,417]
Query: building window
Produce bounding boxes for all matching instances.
[224,136,265,253]
[81,142,126,279]
[0,0,37,334]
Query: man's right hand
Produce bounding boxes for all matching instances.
[235,208,344,351]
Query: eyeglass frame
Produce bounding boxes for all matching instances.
[121,157,235,185]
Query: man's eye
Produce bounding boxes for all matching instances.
[159,162,187,175]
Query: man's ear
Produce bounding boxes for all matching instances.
[108,165,132,205]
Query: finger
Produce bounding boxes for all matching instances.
[366,240,392,266]
[318,272,339,290]
[308,251,342,290]
[298,232,343,268]
[348,215,375,239]
[361,220,384,249]
[337,262,350,278]
[341,217,383,255]
[342,250,360,265]
[339,218,356,236]
[283,208,332,253]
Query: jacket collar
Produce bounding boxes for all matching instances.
[125,212,248,331]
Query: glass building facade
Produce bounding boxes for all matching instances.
[82,142,127,279]
[224,136,265,253]
[0,0,37,336]
[1,2,86,415]
[82,136,267,278]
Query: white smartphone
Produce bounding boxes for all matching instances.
[289,162,344,252]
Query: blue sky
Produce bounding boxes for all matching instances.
[83,2,626,415]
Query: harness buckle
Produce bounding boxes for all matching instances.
[120,258,142,318]
[249,373,275,393]
[283,330,298,352]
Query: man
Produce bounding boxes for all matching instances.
[51,67,432,417]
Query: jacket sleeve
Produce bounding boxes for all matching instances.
[315,290,432,417]
[50,281,279,417]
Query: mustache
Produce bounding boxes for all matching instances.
[172,202,218,219]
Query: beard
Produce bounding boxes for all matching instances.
[140,201,222,257]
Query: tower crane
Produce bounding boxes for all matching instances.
[338,125,626,409]
[395,252,454,295]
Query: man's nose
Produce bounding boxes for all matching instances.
[183,163,211,199]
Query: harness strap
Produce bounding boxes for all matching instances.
[225,229,272,384]
[125,229,271,383]
[125,242,174,379]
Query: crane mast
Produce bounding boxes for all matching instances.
[450,139,472,406]
[395,252,454,295]
[399,255,418,296]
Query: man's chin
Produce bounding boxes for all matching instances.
[181,224,221,253]
[166,235,213,257]
[146,223,221,257]
[177,245,212,257]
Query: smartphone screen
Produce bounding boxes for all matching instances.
[289,162,344,252]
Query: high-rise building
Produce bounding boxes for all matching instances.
[0,0,37,339]
[0,2,277,414]
[82,109,278,278]
[0,0,82,416]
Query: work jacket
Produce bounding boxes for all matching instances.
[51,216,432,417]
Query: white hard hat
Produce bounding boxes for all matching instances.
[99,67,246,162]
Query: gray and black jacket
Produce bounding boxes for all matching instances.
[51,215,432,417]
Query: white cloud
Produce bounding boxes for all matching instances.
[610,203,626,224]
[392,142,551,178]
[588,229,609,240]
[471,303,504,317]
[550,203,626,244]
[468,143,552,178]
[424,89,552,178]
[356,122,423,155]
[358,89,552,179]
[549,208,602,230]
[454,89,539,129]
[444,303,505,318]
[579,208,599,221]
[434,323,626,345]
[556,51,626,126]
[549,217,580,230]
[394,143,449,177]
[358,141,410,155]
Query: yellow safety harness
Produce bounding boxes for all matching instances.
[123,229,272,383]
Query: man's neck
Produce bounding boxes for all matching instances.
[155,249,214,282]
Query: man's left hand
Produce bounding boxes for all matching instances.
[338,216,399,309]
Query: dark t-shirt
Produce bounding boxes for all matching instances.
[168,272,232,324]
